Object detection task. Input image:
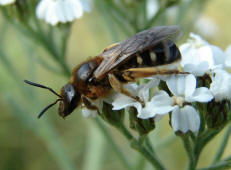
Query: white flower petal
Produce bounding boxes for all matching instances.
[211,45,225,67]
[166,75,184,96]
[225,45,231,68]
[124,83,139,96]
[166,74,196,97]
[36,0,51,19]
[186,87,213,102]
[210,69,231,101]
[149,91,176,114]
[82,107,98,118]
[197,46,215,68]
[183,62,210,76]
[0,0,15,5]
[189,33,209,46]
[112,94,142,113]
[137,78,160,102]
[79,0,91,12]
[184,74,197,97]
[137,91,176,119]
[171,106,200,133]
[137,107,155,119]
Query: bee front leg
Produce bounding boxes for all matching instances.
[108,74,144,104]
[81,96,100,114]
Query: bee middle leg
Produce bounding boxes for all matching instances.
[108,74,144,104]
[82,96,100,114]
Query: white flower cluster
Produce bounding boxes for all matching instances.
[1,0,90,25]
[180,33,231,101]
[36,0,90,25]
[83,34,231,134]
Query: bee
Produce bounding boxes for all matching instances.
[24,25,182,118]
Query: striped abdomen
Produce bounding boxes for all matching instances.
[114,40,181,81]
[132,40,181,68]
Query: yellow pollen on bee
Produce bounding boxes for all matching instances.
[136,54,143,65]
[150,51,157,62]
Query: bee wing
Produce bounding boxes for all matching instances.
[93,25,181,79]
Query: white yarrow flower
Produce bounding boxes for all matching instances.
[171,106,200,133]
[112,79,160,113]
[36,0,89,25]
[112,78,176,120]
[166,74,213,133]
[138,90,176,119]
[0,0,15,5]
[180,33,225,76]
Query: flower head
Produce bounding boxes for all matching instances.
[112,79,160,112]
[112,78,176,119]
[36,0,90,25]
[166,74,213,133]
[180,33,225,76]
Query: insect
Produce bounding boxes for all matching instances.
[24,25,182,118]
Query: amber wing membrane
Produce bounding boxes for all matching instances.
[93,25,181,79]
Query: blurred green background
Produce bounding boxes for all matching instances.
[0,0,231,170]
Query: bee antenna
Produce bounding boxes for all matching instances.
[24,80,62,98]
[37,99,62,118]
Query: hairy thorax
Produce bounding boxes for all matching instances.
[70,57,111,100]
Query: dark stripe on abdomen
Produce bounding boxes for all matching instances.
[138,40,181,67]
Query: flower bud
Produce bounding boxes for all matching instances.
[101,102,125,128]
[129,107,155,135]
[206,100,230,129]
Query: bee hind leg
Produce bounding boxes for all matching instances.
[123,67,188,80]
[108,74,144,105]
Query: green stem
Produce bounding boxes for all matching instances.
[94,119,133,170]
[145,136,155,154]
[144,7,166,30]
[212,125,231,164]
[193,129,222,169]
[224,156,231,161]
[198,160,231,170]
[135,156,146,170]
[181,135,195,170]
[99,0,134,36]
[119,125,166,170]
[1,11,71,76]
[141,0,147,27]
[155,134,176,150]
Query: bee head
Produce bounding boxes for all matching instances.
[58,83,81,118]
[24,80,81,119]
